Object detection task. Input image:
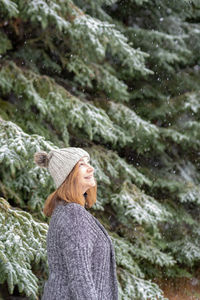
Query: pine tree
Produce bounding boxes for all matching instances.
[0,0,200,299]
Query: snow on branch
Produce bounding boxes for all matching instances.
[0,0,19,17]
[0,61,131,147]
[0,118,55,217]
[119,268,167,300]
[0,197,48,299]
[110,181,172,234]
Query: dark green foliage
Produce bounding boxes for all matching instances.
[0,0,200,299]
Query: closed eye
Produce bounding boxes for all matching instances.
[79,157,90,166]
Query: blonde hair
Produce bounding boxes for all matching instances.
[43,162,97,217]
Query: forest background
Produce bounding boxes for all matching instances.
[0,0,200,299]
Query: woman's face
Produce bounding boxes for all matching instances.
[77,156,96,193]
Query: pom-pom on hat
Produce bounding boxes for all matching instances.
[34,147,90,188]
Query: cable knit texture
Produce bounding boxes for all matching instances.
[42,202,119,300]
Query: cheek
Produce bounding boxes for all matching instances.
[78,168,86,177]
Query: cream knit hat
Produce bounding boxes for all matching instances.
[34,147,90,188]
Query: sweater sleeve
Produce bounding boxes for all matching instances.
[60,205,98,300]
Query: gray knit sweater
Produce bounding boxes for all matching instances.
[41,202,119,300]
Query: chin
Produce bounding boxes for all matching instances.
[83,177,96,190]
[88,181,96,189]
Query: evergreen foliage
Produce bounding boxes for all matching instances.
[0,0,200,299]
[0,197,48,299]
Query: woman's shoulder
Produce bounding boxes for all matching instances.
[51,202,94,230]
[54,202,87,218]
[50,202,98,245]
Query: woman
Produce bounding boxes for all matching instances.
[34,147,119,300]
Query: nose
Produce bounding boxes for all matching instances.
[87,164,94,174]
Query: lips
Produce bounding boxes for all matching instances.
[84,175,93,179]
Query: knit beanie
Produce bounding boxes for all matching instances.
[34,147,90,188]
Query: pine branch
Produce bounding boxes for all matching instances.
[0,197,48,299]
